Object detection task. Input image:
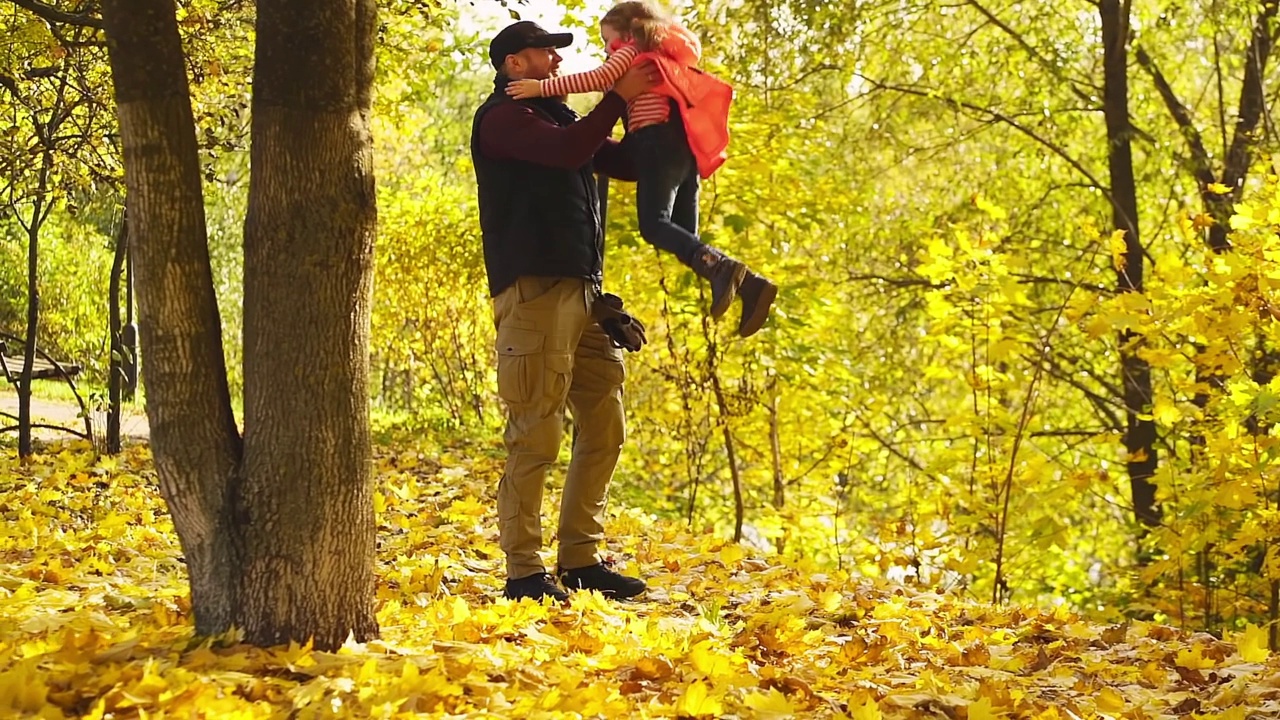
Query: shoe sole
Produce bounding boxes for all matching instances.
[738,280,778,338]
[560,580,647,600]
[709,264,748,320]
[567,587,646,600]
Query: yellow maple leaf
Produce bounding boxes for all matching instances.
[677,680,723,718]
[1175,645,1217,669]
[1235,623,1270,662]
[1109,230,1128,272]
[847,696,883,720]
[1152,397,1182,425]
[720,543,746,564]
[449,596,470,624]
[744,687,796,719]
[973,194,1008,220]
[1207,182,1232,194]
[689,640,735,679]
[1141,661,1166,686]
[819,589,843,613]
[967,695,1000,720]
[1096,686,1125,714]
[0,659,49,712]
[1230,204,1256,230]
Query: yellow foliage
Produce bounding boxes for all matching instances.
[1234,624,1270,663]
[0,440,1276,718]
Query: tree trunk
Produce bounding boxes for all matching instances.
[1210,0,1279,251]
[18,102,59,458]
[238,0,379,647]
[107,211,127,455]
[19,209,39,458]
[1100,0,1160,531]
[101,0,378,649]
[101,0,244,634]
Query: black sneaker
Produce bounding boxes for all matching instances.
[558,561,647,599]
[504,573,569,602]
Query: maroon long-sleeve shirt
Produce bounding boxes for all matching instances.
[476,91,638,181]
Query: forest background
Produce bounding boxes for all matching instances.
[6,0,1280,645]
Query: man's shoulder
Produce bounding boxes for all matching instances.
[478,98,536,125]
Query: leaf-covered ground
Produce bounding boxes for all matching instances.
[1,442,1278,719]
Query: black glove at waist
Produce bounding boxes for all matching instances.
[591,292,647,352]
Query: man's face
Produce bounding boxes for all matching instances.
[509,46,561,80]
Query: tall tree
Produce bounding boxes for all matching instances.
[100,0,378,649]
[2,2,115,456]
[1100,0,1159,531]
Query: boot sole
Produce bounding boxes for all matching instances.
[710,264,748,320]
[738,280,778,338]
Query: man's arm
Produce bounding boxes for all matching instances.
[479,92,628,169]
[593,137,638,181]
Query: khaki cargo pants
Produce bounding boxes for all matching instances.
[492,276,627,580]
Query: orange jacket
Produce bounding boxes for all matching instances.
[635,25,734,179]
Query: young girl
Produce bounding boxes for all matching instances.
[506,1,776,338]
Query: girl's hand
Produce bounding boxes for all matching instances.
[505,79,542,99]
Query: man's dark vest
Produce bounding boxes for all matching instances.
[470,84,603,297]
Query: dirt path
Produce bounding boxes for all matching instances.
[0,390,150,442]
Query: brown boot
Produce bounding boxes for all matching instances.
[687,246,747,319]
[737,271,777,338]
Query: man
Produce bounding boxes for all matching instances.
[471,20,656,602]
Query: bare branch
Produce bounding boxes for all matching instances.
[965,0,1095,106]
[1134,45,1215,189]
[5,0,103,28]
[859,75,1112,198]
[1224,0,1280,191]
[0,74,20,99]
[741,63,842,93]
[847,273,944,289]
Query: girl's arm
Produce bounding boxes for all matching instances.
[541,45,639,97]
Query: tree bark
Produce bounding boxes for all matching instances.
[1212,0,1279,251]
[107,211,127,455]
[101,0,243,634]
[102,0,378,649]
[1100,0,1160,531]
[239,0,379,647]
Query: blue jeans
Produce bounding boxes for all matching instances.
[629,119,702,264]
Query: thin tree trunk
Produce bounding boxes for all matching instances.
[238,0,379,647]
[19,210,39,458]
[101,0,244,634]
[1101,0,1160,533]
[769,394,784,510]
[107,211,127,455]
[1210,0,1279,250]
[768,393,785,555]
[18,116,58,458]
[709,369,744,543]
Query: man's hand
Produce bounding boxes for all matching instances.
[592,293,647,352]
[612,59,658,101]
[506,78,543,100]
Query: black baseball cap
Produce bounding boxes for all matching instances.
[488,21,573,69]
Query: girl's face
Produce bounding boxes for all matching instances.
[600,23,627,49]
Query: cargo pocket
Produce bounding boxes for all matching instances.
[543,351,574,403]
[603,356,626,387]
[495,326,545,405]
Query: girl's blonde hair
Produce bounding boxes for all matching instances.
[600,1,672,52]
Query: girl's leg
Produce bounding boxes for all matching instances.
[633,126,701,263]
[671,168,699,237]
[672,155,776,337]
[634,121,744,318]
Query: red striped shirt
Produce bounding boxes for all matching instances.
[540,44,673,132]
